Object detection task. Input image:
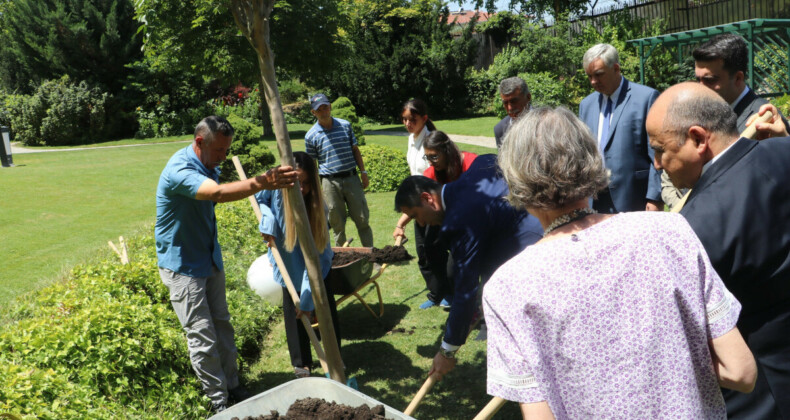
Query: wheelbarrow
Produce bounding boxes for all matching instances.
[328,246,385,318]
[208,377,415,420]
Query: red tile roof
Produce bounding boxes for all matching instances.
[449,10,493,25]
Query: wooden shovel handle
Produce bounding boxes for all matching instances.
[404,374,438,416]
[741,110,774,139]
[472,397,507,420]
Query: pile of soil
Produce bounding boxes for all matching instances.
[332,246,412,267]
[231,397,387,420]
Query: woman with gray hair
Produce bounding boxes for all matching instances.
[483,106,756,419]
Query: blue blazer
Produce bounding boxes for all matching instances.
[440,154,543,345]
[579,78,662,212]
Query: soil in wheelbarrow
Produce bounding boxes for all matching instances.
[232,397,387,419]
[332,245,412,267]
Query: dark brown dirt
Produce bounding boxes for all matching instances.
[232,397,387,420]
[332,246,412,267]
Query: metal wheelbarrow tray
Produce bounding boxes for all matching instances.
[328,247,385,318]
[209,377,415,420]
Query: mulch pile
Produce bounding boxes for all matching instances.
[332,245,412,267]
[231,397,387,419]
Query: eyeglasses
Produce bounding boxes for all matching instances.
[423,154,440,162]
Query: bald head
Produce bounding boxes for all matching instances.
[648,82,738,146]
[646,82,739,190]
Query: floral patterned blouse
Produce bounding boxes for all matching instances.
[483,212,739,419]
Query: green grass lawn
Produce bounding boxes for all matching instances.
[0,127,506,418]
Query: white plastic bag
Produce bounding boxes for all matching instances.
[246,251,282,306]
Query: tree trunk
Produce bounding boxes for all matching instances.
[256,87,274,137]
[229,0,346,384]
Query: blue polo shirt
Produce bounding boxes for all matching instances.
[304,118,358,175]
[155,145,224,277]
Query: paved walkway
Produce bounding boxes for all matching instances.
[9,131,496,155]
[9,140,191,154]
[366,130,496,149]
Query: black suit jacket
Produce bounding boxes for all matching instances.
[494,116,511,150]
[733,87,790,133]
[681,137,790,419]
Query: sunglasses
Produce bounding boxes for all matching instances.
[423,154,440,162]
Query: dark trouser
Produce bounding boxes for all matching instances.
[281,274,341,369]
[414,223,454,304]
[723,309,790,420]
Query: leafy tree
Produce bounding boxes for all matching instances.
[133,0,342,135]
[326,0,478,121]
[470,0,602,20]
[0,0,142,94]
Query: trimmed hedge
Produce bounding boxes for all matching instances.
[0,201,278,419]
[360,144,410,193]
[219,114,277,183]
[331,97,365,145]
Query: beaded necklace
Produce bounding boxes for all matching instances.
[543,208,597,237]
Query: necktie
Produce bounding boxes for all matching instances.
[600,97,613,153]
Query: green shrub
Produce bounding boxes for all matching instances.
[360,144,410,193]
[219,114,276,183]
[331,97,365,145]
[279,78,310,104]
[5,76,110,146]
[135,102,215,139]
[772,94,790,118]
[0,201,281,419]
[284,100,314,124]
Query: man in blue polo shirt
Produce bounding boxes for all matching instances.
[305,93,373,247]
[155,116,296,413]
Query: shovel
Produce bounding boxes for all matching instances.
[472,396,506,420]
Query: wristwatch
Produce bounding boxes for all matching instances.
[439,347,457,360]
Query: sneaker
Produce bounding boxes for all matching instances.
[228,385,251,404]
[211,402,228,413]
[439,297,452,309]
[419,299,438,309]
[294,366,311,378]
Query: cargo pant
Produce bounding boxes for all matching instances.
[321,174,373,247]
[159,267,239,405]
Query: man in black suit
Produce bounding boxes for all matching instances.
[648,82,790,420]
[494,77,531,149]
[693,33,789,133]
[662,33,790,209]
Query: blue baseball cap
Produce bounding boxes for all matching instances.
[310,93,331,111]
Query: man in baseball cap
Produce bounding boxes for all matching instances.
[304,93,373,247]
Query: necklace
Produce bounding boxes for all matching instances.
[543,208,597,236]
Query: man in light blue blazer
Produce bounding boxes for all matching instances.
[578,43,663,213]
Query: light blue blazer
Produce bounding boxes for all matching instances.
[579,77,662,212]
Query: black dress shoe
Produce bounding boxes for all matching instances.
[228,385,251,404]
[211,402,228,413]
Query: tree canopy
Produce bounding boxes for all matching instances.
[134,0,341,88]
[0,0,142,94]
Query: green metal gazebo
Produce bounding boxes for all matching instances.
[627,19,790,97]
